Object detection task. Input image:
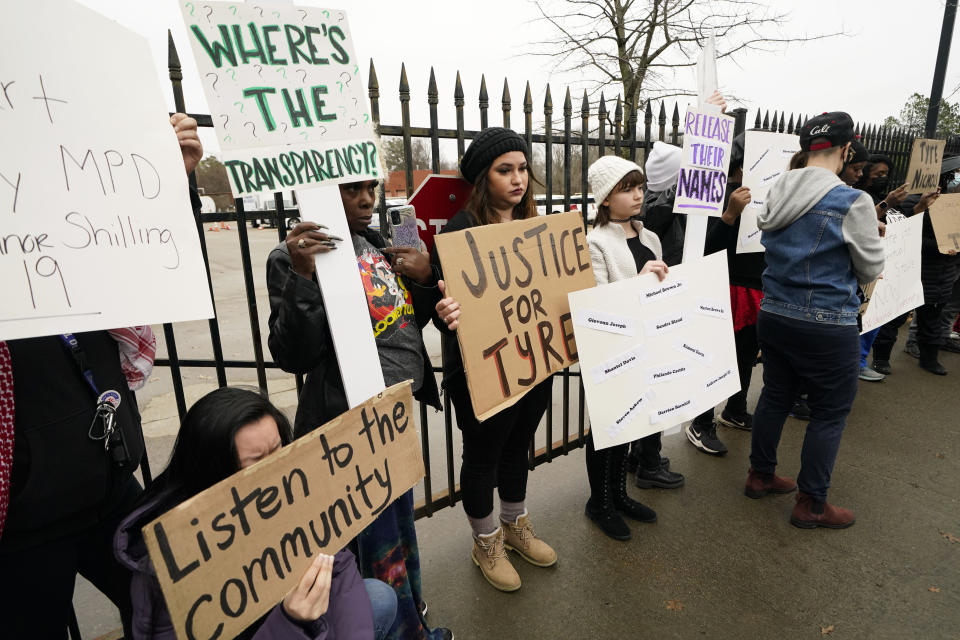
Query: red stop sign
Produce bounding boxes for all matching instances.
[408,174,473,253]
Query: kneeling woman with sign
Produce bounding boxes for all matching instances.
[433,128,557,592]
[582,155,684,541]
[114,387,398,639]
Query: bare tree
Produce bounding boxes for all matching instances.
[532,0,843,130]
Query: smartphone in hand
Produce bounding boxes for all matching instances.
[388,205,421,249]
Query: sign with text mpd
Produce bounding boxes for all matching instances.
[434,213,595,421]
[673,105,735,217]
[929,192,960,254]
[180,2,381,196]
[860,214,924,334]
[144,382,423,640]
[0,0,213,340]
[737,131,800,254]
[905,138,946,195]
[569,251,739,449]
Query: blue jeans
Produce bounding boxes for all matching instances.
[364,578,398,640]
[750,311,860,502]
[860,328,880,368]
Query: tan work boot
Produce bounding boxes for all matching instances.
[501,512,558,568]
[471,527,521,592]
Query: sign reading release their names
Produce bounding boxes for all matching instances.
[673,105,735,216]
[434,213,595,421]
[180,2,381,196]
[144,382,424,640]
[0,0,213,340]
[569,251,740,450]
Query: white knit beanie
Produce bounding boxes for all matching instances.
[588,155,644,205]
[644,141,683,192]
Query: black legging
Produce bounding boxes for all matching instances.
[447,375,552,519]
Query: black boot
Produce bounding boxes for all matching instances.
[610,447,657,523]
[919,344,948,375]
[584,439,631,540]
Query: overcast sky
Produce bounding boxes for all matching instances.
[78,0,959,157]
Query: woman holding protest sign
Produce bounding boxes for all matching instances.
[432,127,557,592]
[266,180,451,640]
[579,154,686,541]
[114,387,397,639]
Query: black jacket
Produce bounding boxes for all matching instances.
[427,210,483,387]
[2,332,144,550]
[902,194,960,304]
[266,228,441,437]
[704,185,766,291]
[640,188,685,266]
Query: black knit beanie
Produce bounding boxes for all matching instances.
[850,140,870,164]
[460,127,528,184]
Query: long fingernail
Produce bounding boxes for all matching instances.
[327,235,344,242]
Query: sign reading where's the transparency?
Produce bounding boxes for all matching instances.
[0,0,213,340]
[144,382,424,640]
[673,105,735,216]
[434,213,595,421]
[180,2,382,196]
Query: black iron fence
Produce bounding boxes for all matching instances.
[155,34,960,523]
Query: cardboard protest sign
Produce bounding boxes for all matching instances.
[905,138,946,194]
[144,381,423,640]
[569,251,739,450]
[929,193,960,254]
[0,0,213,340]
[180,2,381,196]
[860,214,924,334]
[737,131,800,254]
[673,106,735,217]
[294,187,385,407]
[434,213,594,421]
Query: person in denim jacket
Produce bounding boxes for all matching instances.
[744,112,884,530]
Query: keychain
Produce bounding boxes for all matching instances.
[88,390,122,449]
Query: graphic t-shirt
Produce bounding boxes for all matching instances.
[352,234,424,391]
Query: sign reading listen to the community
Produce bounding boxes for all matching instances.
[569,251,740,450]
[929,192,960,254]
[0,0,213,340]
[180,2,381,196]
[144,382,423,640]
[860,214,924,334]
[434,213,595,421]
[673,105,735,216]
[904,138,946,195]
[737,131,800,254]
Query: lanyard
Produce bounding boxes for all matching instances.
[59,333,100,397]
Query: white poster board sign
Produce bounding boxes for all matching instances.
[0,0,213,340]
[738,131,800,254]
[569,251,740,450]
[673,105,735,218]
[295,187,385,407]
[180,2,382,196]
[860,214,925,334]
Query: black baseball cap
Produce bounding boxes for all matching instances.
[799,112,855,152]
